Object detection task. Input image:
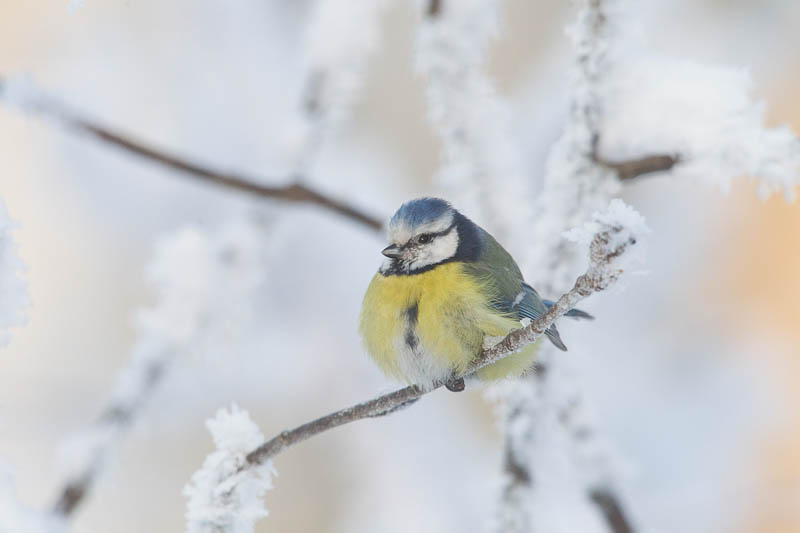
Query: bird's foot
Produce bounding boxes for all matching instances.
[445,377,465,392]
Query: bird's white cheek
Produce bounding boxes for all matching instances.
[410,232,459,269]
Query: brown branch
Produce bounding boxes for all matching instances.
[426,0,442,18]
[596,152,680,180]
[0,77,384,233]
[244,225,638,469]
[591,489,635,533]
[76,120,384,231]
[247,385,423,465]
[591,133,680,180]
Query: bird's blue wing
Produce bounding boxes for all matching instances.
[462,230,576,352]
[515,283,568,351]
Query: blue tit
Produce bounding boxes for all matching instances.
[359,197,591,391]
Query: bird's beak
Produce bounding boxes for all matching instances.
[381,244,402,258]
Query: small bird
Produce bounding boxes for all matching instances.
[359,197,591,391]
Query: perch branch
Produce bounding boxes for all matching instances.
[245,225,636,468]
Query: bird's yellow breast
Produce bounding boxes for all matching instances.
[359,262,538,385]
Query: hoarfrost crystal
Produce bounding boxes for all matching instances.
[184,405,275,533]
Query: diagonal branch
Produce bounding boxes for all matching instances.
[244,223,638,468]
[78,120,384,231]
[0,77,384,233]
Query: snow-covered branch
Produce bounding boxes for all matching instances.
[53,220,266,517]
[188,204,647,532]
[416,0,533,244]
[496,1,634,532]
[184,405,275,533]
[0,75,384,232]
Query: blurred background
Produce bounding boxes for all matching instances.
[0,1,798,532]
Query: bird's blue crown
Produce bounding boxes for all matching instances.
[389,197,454,230]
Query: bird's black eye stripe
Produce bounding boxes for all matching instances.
[415,222,456,245]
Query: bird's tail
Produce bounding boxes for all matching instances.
[542,299,594,320]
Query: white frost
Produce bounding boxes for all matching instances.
[60,218,265,483]
[599,48,800,201]
[564,198,650,283]
[302,0,391,126]
[415,0,534,246]
[285,0,392,172]
[184,404,275,533]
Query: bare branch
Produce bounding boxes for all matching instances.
[244,224,639,469]
[591,134,680,180]
[591,489,634,533]
[0,77,384,233]
[77,120,384,232]
[596,152,680,180]
[426,0,442,18]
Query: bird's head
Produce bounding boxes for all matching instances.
[380,197,479,275]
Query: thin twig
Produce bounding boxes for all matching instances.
[427,0,442,18]
[77,120,384,231]
[597,153,680,180]
[592,134,680,180]
[0,77,384,233]
[244,227,635,468]
[591,489,634,533]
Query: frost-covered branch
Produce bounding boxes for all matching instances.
[51,221,266,517]
[186,207,646,532]
[0,76,383,232]
[416,0,534,244]
[415,2,639,530]
[496,1,636,532]
[184,405,275,533]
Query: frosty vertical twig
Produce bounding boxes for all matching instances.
[52,222,266,517]
[416,0,534,246]
[496,1,635,532]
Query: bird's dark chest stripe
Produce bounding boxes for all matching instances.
[404,302,420,352]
